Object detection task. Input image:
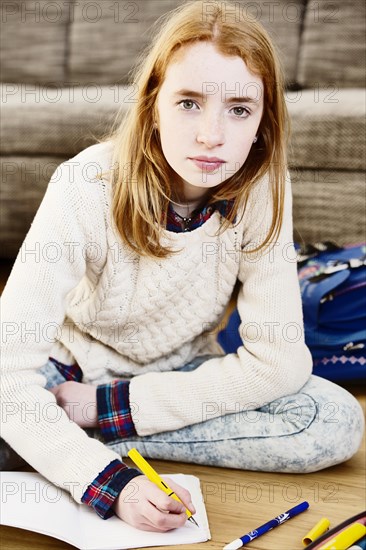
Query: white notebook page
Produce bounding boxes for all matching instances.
[0,471,211,549]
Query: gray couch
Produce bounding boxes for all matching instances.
[1,0,365,258]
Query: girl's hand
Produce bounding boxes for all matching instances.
[113,475,196,532]
[49,381,98,428]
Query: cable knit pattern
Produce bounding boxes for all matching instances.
[0,140,312,507]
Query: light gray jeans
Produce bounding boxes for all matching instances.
[1,354,364,473]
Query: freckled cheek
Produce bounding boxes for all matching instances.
[231,140,252,163]
[159,135,183,167]
[160,119,184,143]
[161,125,193,155]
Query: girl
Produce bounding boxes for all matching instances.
[1,0,363,534]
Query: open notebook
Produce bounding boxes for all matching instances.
[0,471,211,549]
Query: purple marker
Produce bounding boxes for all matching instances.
[223,501,310,550]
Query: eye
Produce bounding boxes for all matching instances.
[177,99,251,118]
[231,106,251,118]
[178,99,198,110]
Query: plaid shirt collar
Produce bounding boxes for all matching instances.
[165,198,236,232]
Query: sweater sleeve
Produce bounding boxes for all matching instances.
[128,170,313,436]
[0,160,134,505]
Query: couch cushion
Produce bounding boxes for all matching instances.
[297,0,366,88]
[67,0,184,86]
[238,0,306,87]
[67,0,304,87]
[291,169,366,246]
[286,88,365,170]
[0,83,124,157]
[0,155,67,258]
[1,85,364,171]
[0,0,71,84]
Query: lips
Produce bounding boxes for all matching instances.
[189,157,225,172]
[190,156,225,163]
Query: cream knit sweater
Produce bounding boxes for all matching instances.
[1,141,312,504]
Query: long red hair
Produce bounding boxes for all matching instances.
[96,0,290,259]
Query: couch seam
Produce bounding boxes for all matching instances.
[64,0,76,84]
[294,0,309,90]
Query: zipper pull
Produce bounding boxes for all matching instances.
[343,342,365,351]
[320,293,334,303]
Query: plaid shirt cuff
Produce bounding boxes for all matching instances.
[97,380,137,442]
[48,356,83,382]
[81,459,143,519]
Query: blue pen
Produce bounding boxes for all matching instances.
[223,501,309,550]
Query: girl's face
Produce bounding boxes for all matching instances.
[156,41,264,203]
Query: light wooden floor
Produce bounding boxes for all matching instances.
[1,260,365,549]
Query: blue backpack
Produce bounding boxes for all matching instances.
[217,242,366,382]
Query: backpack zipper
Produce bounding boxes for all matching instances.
[343,342,365,351]
[320,281,366,303]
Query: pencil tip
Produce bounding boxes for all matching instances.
[188,516,200,527]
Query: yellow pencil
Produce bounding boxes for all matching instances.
[127,447,199,527]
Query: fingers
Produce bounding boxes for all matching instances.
[161,476,196,514]
[138,521,178,533]
[146,483,185,515]
[160,500,185,514]
[114,477,196,533]
[144,501,187,531]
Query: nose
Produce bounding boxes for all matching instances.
[196,112,225,148]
